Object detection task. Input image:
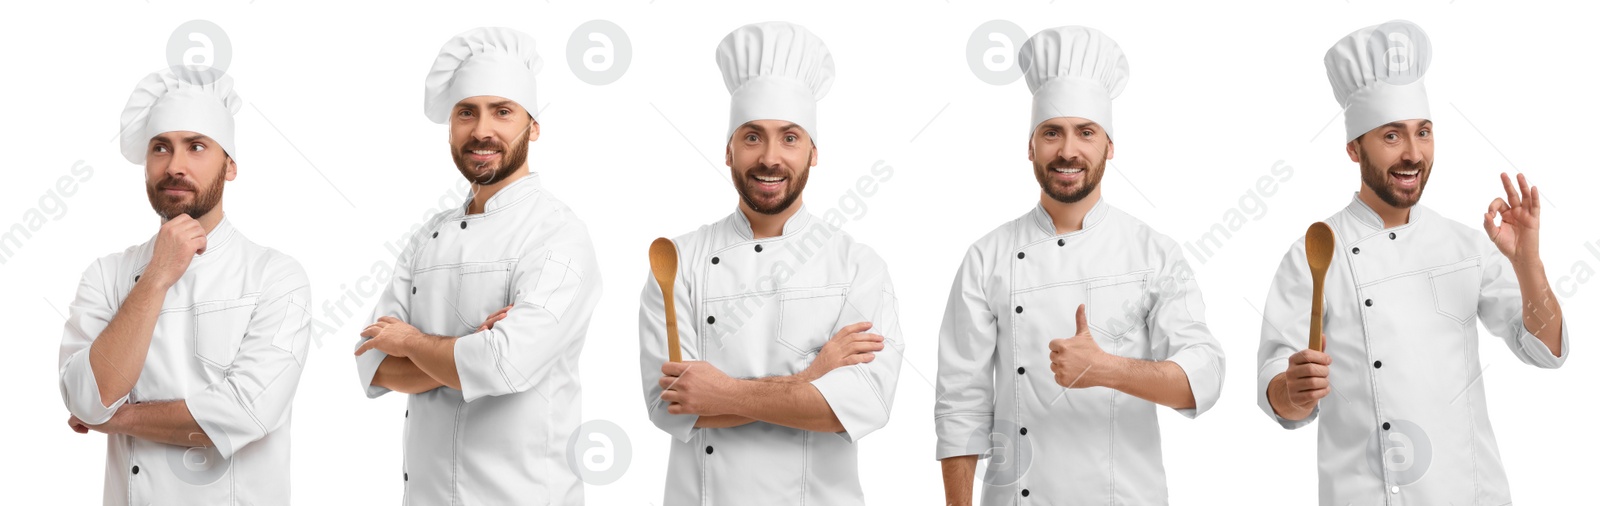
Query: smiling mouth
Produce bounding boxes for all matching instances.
[750,174,788,189]
[1390,168,1421,187]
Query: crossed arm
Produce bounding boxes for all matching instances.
[663,321,885,433]
[360,305,513,393]
[67,271,211,446]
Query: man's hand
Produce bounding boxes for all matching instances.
[475,304,513,333]
[356,316,430,358]
[1484,172,1541,266]
[659,361,738,416]
[798,321,883,382]
[143,214,208,289]
[1270,345,1333,421]
[68,415,93,434]
[1049,305,1113,389]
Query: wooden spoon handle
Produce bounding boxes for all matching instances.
[1308,277,1325,352]
[663,287,681,363]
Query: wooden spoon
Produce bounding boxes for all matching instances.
[1304,222,1335,352]
[649,237,682,362]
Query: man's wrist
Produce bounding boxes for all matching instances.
[1094,353,1130,390]
[1510,256,1545,278]
[719,378,755,418]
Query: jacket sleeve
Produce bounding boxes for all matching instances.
[933,245,998,460]
[638,257,701,443]
[354,227,421,399]
[810,250,904,443]
[185,257,313,459]
[1478,245,1568,368]
[58,259,128,425]
[1148,243,1226,419]
[1256,243,1319,429]
[454,245,602,402]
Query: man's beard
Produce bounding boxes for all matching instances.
[1358,149,1431,209]
[452,124,531,186]
[732,160,810,215]
[1034,148,1107,204]
[146,164,225,221]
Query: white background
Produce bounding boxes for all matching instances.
[2,1,1594,504]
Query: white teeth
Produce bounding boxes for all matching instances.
[755,176,784,182]
[1054,168,1084,174]
[471,150,497,155]
[1393,170,1418,176]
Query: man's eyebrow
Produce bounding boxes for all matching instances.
[1071,120,1100,131]
[1380,120,1432,131]
[740,121,802,133]
[182,134,207,143]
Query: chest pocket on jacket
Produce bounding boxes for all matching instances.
[1085,271,1152,343]
[777,286,848,356]
[194,297,256,369]
[1429,258,1481,326]
[455,262,514,329]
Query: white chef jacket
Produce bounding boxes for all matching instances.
[934,200,1226,506]
[638,206,904,506]
[58,217,313,506]
[1256,194,1570,505]
[355,174,601,505]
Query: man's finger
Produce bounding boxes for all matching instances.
[1517,173,1532,206]
[354,339,377,356]
[1501,172,1521,209]
[1531,185,1541,216]
[662,361,690,376]
[1074,304,1090,336]
[378,316,400,324]
[851,332,884,343]
[834,321,873,339]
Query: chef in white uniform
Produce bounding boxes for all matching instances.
[1256,20,1569,505]
[638,21,904,506]
[59,67,313,505]
[933,26,1226,506]
[353,27,602,505]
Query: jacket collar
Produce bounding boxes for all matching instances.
[1030,197,1110,237]
[462,173,542,217]
[1343,192,1427,232]
[732,204,814,241]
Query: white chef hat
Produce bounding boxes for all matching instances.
[1019,26,1129,139]
[424,27,543,124]
[716,21,835,142]
[1325,20,1432,142]
[119,67,242,165]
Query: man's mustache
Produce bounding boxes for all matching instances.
[154,176,196,192]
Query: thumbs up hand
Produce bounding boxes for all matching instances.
[1049,304,1112,389]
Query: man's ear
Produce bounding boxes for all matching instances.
[725,143,733,167]
[1106,140,1115,161]
[809,143,818,167]
[225,156,238,182]
[527,118,541,143]
[1345,138,1361,163]
[1026,137,1035,163]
